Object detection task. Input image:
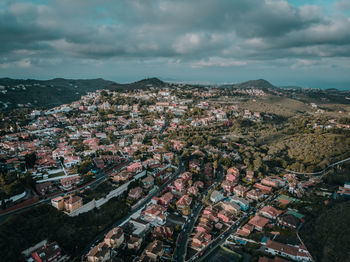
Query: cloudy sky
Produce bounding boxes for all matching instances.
[1,0,350,89]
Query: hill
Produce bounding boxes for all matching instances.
[107,77,165,91]
[240,96,311,117]
[300,200,350,262]
[232,79,277,89]
[0,78,115,110]
[0,77,166,110]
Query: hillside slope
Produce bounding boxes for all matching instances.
[0,77,166,110]
[0,78,115,109]
[107,77,165,91]
[233,79,277,89]
[300,200,350,262]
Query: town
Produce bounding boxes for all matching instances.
[1,81,350,262]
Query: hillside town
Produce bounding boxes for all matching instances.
[1,82,350,262]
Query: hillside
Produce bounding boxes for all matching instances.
[240,96,311,117]
[233,79,277,89]
[0,78,115,110]
[107,77,165,91]
[300,200,350,262]
[0,77,166,110]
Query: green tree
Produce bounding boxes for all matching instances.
[25,152,37,169]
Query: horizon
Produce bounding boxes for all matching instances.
[0,0,350,89]
[1,75,349,91]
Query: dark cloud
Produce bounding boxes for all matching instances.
[0,0,349,88]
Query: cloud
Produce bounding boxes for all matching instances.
[0,0,349,88]
[335,0,350,11]
[191,57,247,68]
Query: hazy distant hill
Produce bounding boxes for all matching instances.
[0,77,166,110]
[219,79,277,90]
[108,77,165,91]
[233,79,277,89]
[0,78,115,110]
[0,76,348,111]
[279,85,304,89]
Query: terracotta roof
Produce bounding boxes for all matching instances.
[88,242,110,258]
[105,227,123,240]
[249,215,269,229]
[65,195,82,204]
[145,240,163,255]
[31,242,61,261]
[258,256,289,262]
[260,206,283,218]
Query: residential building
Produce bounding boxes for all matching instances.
[278,214,301,229]
[248,215,269,231]
[234,185,248,197]
[262,176,285,188]
[237,223,254,237]
[158,192,174,206]
[210,190,224,203]
[128,236,142,250]
[176,195,192,210]
[64,195,82,213]
[258,256,289,262]
[51,196,64,210]
[87,242,111,262]
[187,186,199,196]
[221,180,237,193]
[246,189,264,201]
[127,162,143,173]
[337,182,350,198]
[142,204,167,225]
[60,175,80,190]
[104,227,124,249]
[265,240,312,262]
[246,170,254,181]
[230,196,250,211]
[152,226,173,240]
[174,178,185,192]
[259,206,283,219]
[181,171,192,181]
[221,201,241,214]
[191,232,211,251]
[36,181,54,196]
[30,241,64,262]
[128,187,143,200]
[145,240,164,261]
[142,175,154,189]
[189,159,200,171]
[254,183,273,194]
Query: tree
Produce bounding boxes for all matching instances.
[25,152,37,169]
[213,160,218,177]
[253,157,262,171]
[182,205,191,216]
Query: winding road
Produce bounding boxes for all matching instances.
[278,156,350,176]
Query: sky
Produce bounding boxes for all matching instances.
[0,0,350,89]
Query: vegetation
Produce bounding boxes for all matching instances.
[266,133,350,172]
[0,197,130,261]
[0,78,115,110]
[78,181,115,202]
[300,200,350,262]
[0,172,25,201]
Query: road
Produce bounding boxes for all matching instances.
[192,192,279,262]
[173,202,203,262]
[278,156,350,176]
[81,158,183,257]
[172,169,223,262]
